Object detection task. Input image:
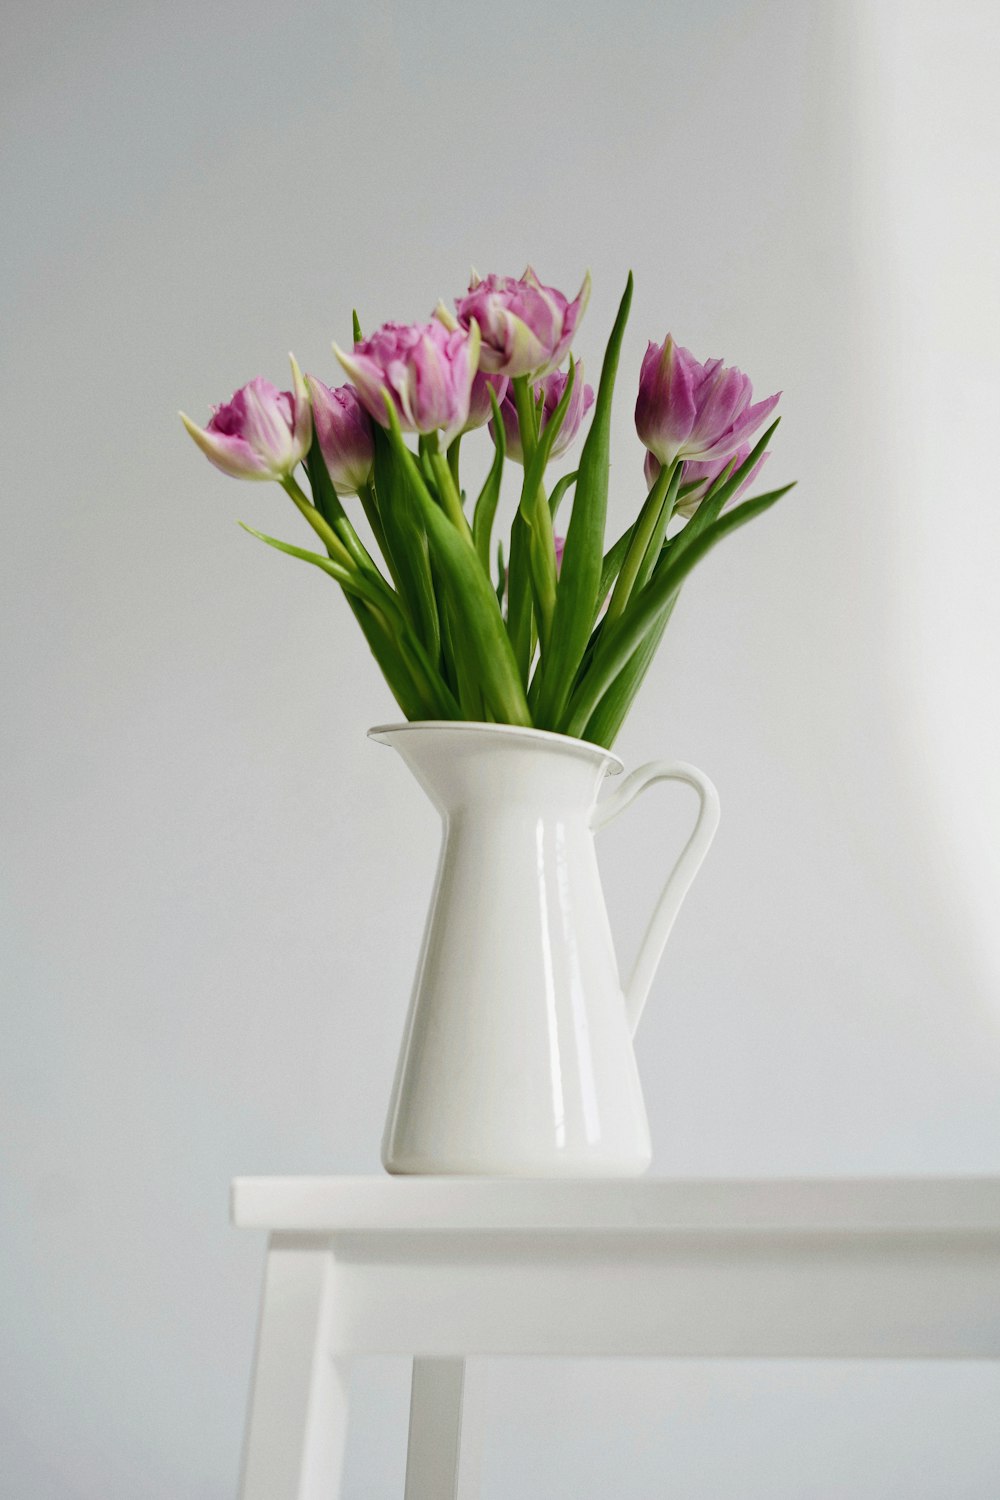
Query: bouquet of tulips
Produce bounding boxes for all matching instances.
[182,269,792,748]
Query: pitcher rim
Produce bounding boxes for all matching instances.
[368,720,624,775]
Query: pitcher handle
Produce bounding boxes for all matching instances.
[592,760,720,1037]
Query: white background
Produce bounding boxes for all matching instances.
[3,1,1000,1495]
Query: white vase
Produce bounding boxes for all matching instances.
[371,721,720,1176]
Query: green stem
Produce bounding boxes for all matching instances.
[382,401,531,726]
[603,459,676,627]
[425,434,473,542]
[281,476,355,569]
[447,433,462,493]
[512,375,557,653]
[430,452,474,543]
[512,376,538,463]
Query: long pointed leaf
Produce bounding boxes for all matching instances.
[533,272,633,729]
[597,522,636,615]
[241,522,458,718]
[350,599,435,720]
[583,593,679,748]
[516,361,577,654]
[504,512,536,685]
[472,387,506,571]
[561,482,795,737]
[372,424,441,664]
[383,406,532,726]
[240,522,394,614]
[672,418,781,563]
[548,469,578,521]
[304,437,392,589]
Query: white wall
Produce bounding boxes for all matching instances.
[2,1,999,1495]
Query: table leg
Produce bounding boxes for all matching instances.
[239,1237,350,1500]
[404,1357,484,1500]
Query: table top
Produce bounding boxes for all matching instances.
[231,1175,1000,1234]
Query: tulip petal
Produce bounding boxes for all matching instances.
[688,367,748,454]
[434,298,459,332]
[333,342,396,428]
[454,269,588,379]
[694,390,781,462]
[288,352,312,459]
[180,411,274,479]
[635,336,697,465]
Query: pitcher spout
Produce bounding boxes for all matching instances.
[369,720,622,815]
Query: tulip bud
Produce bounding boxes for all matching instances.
[333,320,481,449]
[450,267,590,379]
[180,355,311,481]
[490,364,595,465]
[635,335,780,469]
[305,377,374,495]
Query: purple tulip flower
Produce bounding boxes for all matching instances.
[490,364,595,465]
[448,267,590,379]
[464,370,509,433]
[635,336,780,469]
[180,356,311,481]
[306,377,375,495]
[333,321,481,449]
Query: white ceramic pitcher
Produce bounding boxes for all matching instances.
[371,721,720,1176]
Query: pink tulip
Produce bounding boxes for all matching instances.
[644,443,769,518]
[464,370,509,432]
[306,377,374,494]
[449,267,590,378]
[333,321,481,449]
[490,364,595,464]
[635,336,779,468]
[180,356,311,481]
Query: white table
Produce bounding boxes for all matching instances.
[231,1176,1000,1499]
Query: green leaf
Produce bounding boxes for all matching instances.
[356,477,393,580]
[504,511,534,685]
[442,589,484,719]
[302,440,390,588]
[240,522,390,613]
[631,461,682,595]
[372,424,441,665]
[532,272,634,729]
[241,521,460,720]
[351,599,436,721]
[671,418,781,563]
[518,361,577,654]
[383,403,532,726]
[352,309,363,343]
[428,447,473,540]
[548,469,578,522]
[303,435,340,531]
[597,522,636,617]
[582,592,679,748]
[516,358,577,527]
[561,481,796,738]
[473,387,506,571]
[603,459,678,627]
